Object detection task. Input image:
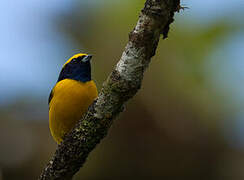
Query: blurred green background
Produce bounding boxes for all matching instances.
[1,0,244,179]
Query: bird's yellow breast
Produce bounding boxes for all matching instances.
[49,79,98,144]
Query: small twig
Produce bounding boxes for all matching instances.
[176,4,189,12]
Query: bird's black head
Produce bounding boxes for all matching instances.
[57,54,92,83]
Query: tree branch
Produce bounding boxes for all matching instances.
[39,0,181,179]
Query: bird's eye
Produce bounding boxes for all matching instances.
[72,58,78,63]
[77,56,85,61]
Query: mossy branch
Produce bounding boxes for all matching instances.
[39,0,181,179]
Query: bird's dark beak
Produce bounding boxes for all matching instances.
[82,55,92,62]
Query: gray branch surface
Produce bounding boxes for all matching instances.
[39,0,181,179]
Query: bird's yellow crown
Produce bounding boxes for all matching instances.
[63,53,88,67]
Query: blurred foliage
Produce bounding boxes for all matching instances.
[1,1,244,180]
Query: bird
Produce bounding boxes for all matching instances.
[48,53,98,144]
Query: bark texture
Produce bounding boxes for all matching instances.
[39,0,181,179]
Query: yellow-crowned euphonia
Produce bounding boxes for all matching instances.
[48,53,98,144]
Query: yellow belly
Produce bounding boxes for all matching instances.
[49,79,98,144]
